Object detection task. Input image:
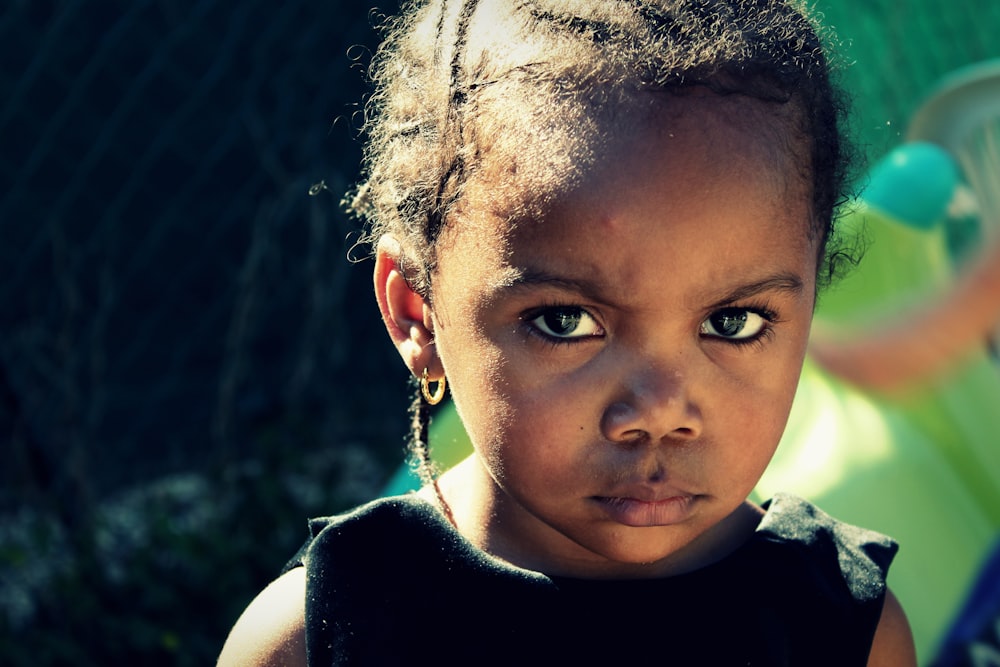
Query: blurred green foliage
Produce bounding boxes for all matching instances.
[1,424,385,665]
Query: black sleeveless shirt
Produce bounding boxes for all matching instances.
[287,493,896,666]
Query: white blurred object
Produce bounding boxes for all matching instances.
[909,59,1000,355]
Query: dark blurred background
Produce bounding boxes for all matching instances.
[1,1,997,664]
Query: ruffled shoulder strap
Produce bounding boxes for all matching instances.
[758,492,898,603]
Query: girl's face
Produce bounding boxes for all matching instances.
[422,98,818,577]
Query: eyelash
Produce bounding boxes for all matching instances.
[521,303,603,347]
[521,302,781,349]
[704,303,779,350]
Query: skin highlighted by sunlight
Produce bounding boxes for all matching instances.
[219,2,917,664]
[429,97,819,579]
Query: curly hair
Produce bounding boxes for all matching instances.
[348,0,856,296]
[347,0,857,488]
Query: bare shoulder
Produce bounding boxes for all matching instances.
[867,588,916,667]
[217,566,307,667]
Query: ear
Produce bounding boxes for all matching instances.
[373,235,441,379]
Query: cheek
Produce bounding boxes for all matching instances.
[439,332,523,468]
[751,370,803,446]
[745,357,803,426]
[468,368,590,487]
[709,340,809,455]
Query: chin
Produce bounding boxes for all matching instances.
[588,532,693,570]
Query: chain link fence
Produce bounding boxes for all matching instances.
[1,0,411,515]
[1,4,409,661]
[1,0,998,663]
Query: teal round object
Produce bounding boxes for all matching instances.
[862,142,959,229]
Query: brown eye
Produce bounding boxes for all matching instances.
[700,308,767,341]
[529,307,602,340]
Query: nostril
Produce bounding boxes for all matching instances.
[615,428,697,447]
[672,426,697,439]
[601,393,702,444]
[600,401,634,441]
[618,429,648,445]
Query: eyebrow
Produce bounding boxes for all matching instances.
[705,274,805,309]
[496,268,607,298]
[498,269,805,307]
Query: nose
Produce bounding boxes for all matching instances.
[600,362,702,445]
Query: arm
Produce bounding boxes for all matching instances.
[217,566,307,667]
[811,235,1000,394]
[866,589,917,667]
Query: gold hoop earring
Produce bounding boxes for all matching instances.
[420,368,446,405]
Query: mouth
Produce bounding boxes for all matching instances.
[592,492,698,527]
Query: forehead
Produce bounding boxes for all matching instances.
[432,95,817,307]
[460,91,810,232]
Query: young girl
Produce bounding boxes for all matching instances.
[219,0,916,664]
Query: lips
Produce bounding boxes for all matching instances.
[593,490,698,527]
